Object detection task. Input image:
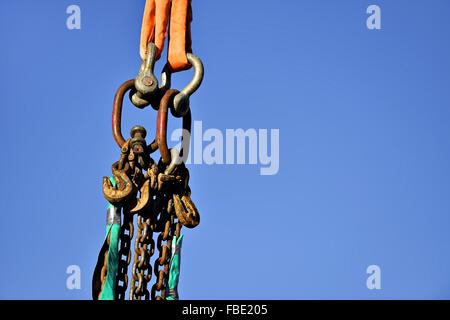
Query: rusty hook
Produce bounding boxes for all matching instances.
[102,161,135,204]
[173,194,200,228]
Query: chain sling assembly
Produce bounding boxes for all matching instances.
[92,0,203,300]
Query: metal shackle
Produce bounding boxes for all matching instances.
[135,42,159,97]
[131,42,161,109]
[163,53,204,118]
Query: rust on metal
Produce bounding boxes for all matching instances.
[101,63,201,300]
[157,89,178,164]
[112,80,135,148]
[157,89,192,164]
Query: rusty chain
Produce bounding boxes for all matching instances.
[111,154,192,300]
[129,207,155,300]
[115,208,134,300]
[112,159,189,300]
[95,6,205,298]
[151,192,180,300]
[98,82,200,300]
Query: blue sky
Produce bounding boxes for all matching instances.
[1,0,450,299]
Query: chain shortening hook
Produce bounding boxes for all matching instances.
[163,53,204,118]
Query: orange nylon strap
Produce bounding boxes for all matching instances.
[140,0,156,59]
[168,0,192,72]
[140,0,171,61]
[140,0,192,72]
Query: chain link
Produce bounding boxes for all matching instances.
[104,134,195,300]
[129,208,155,300]
[151,189,182,299]
[99,66,204,301]
[115,209,134,300]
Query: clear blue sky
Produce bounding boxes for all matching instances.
[1,0,450,299]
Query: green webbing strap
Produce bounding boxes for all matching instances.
[99,177,121,300]
[166,234,183,300]
[99,225,120,300]
[91,177,121,300]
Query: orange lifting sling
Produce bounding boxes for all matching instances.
[140,0,193,72]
